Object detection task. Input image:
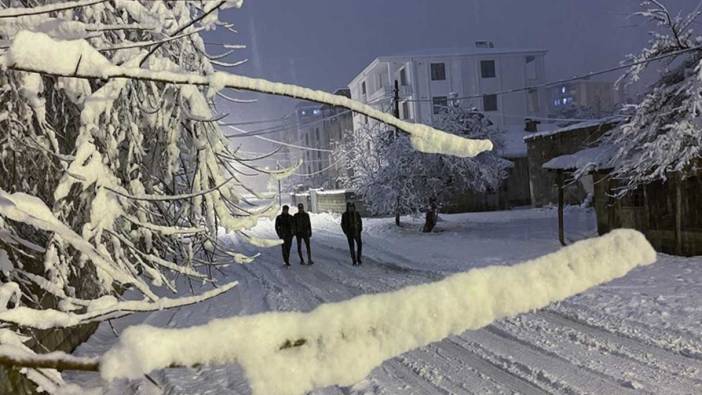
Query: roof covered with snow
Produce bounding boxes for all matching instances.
[542,145,617,172]
[499,123,559,158]
[382,47,547,59]
[523,116,626,142]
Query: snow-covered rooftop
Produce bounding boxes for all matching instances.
[499,123,559,158]
[542,145,617,172]
[382,47,547,59]
[523,116,626,142]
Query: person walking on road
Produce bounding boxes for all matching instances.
[275,205,294,267]
[341,202,363,266]
[294,203,313,265]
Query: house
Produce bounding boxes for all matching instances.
[543,142,702,256]
[347,42,548,131]
[524,116,625,207]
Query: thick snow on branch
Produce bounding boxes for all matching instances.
[100,229,656,395]
[3,31,492,159]
[0,0,107,19]
[0,281,237,329]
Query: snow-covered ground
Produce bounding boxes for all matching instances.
[66,207,702,394]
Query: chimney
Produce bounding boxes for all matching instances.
[475,41,495,49]
[525,118,541,132]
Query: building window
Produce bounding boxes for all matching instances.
[315,128,320,142]
[399,68,408,86]
[430,63,446,81]
[305,134,309,145]
[361,81,366,95]
[526,56,537,80]
[432,96,448,114]
[527,89,539,113]
[401,101,410,120]
[483,94,498,111]
[480,60,496,78]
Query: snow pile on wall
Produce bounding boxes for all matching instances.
[100,229,656,395]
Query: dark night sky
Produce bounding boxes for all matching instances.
[204,0,701,190]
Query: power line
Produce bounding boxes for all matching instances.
[221,95,392,139]
[404,44,702,103]
[293,158,342,177]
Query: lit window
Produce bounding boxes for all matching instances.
[313,109,321,115]
[561,86,566,94]
[562,98,567,105]
[481,60,496,78]
[430,63,446,81]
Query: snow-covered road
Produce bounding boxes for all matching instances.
[68,208,702,394]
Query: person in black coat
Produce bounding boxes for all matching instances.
[341,202,363,266]
[275,205,294,266]
[293,203,313,265]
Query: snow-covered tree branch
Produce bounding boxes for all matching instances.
[582,1,702,196]
[0,229,657,395]
[0,0,495,391]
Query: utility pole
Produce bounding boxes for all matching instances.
[393,79,401,227]
[277,161,282,207]
[393,79,400,138]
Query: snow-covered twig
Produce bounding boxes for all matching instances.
[0,0,107,18]
[3,31,492,158]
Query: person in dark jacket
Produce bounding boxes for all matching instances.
[341,202,363,266]
[293,203,313,265]
[275,205,294,267]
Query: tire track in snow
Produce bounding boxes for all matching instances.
[554,301,702,360]
[541,310,702,384]
[466,325,636,394]
[499,312,701,393]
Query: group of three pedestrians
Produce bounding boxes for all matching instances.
[275,202,363,267]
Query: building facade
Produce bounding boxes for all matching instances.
[549,80,619,117]
[284,89,353,189]
[347,42,548,131]
[346,43,549,211]
[524,117,624,207]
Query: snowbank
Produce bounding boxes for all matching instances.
[100,229,656,395]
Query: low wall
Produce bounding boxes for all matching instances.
[291,190,367,215]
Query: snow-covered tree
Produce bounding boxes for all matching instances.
[583,0,702,195]
[0,0,294,390]
[336,103,510,229]
[0,1,495,390]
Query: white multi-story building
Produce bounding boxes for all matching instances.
[347,42,548,131]
[283,89,353,190]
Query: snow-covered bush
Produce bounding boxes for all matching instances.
[336,103,510,224]
[584,0,702,195]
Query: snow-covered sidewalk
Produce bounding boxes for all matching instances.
[67,207,702,394]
